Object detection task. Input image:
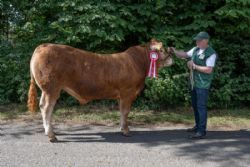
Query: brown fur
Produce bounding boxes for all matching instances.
[27,40,172,140]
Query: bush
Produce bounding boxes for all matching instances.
[0,0,249,108]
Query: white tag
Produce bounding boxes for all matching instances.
[199,53,205,59]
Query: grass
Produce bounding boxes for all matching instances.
[0,104,27,120]
[0,103,250,129]
[53,106,195,125]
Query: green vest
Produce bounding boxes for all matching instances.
[191,46,216,89]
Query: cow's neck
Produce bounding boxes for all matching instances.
[126,44,151,78]
[143,44,151,76]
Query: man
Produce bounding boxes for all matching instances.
[169,31,217,139]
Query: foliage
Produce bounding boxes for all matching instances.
[0,0,249,108]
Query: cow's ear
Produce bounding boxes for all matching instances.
[150,38,157,44]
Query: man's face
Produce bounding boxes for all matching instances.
[196,39,209,49]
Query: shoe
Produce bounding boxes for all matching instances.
[186,126,197,133]
[189,132,206,139]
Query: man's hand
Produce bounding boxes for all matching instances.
[168,47,176,54]
[187,61,213,74]
[168,47,189,58]
[187,60,194,70]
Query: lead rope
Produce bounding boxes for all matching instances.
[190,67,194,90]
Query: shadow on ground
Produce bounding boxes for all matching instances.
[1,122,249,167]
[57,126,249,167]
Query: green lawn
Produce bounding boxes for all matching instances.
[0,104,249,129]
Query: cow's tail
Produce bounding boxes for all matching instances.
[27,73,38,112]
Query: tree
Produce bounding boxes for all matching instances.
[0,0,249,107]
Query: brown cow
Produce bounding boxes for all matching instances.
[27,39,173,142]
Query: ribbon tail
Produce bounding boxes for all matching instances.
[153,61,156,78]
[148,60,153,77]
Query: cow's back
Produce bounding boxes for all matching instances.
[31,43,147,103]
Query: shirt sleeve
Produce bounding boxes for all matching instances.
[186,47,196,57]
[206,54,217,67]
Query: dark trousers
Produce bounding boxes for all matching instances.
[191,87,209,135]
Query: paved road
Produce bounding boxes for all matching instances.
[0,121,249,167]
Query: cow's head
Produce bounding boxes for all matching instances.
[149,39,173,68]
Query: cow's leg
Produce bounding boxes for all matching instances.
[40,92,59,142]
[39,92,47,132]
[119,98,132,137]
[39,92,45,109]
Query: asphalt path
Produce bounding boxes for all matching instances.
[0,121,249,167]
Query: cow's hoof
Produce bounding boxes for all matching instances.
[49,137,58,143]
[121,132,132,137]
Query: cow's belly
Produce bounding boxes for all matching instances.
[63,86,121,104]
